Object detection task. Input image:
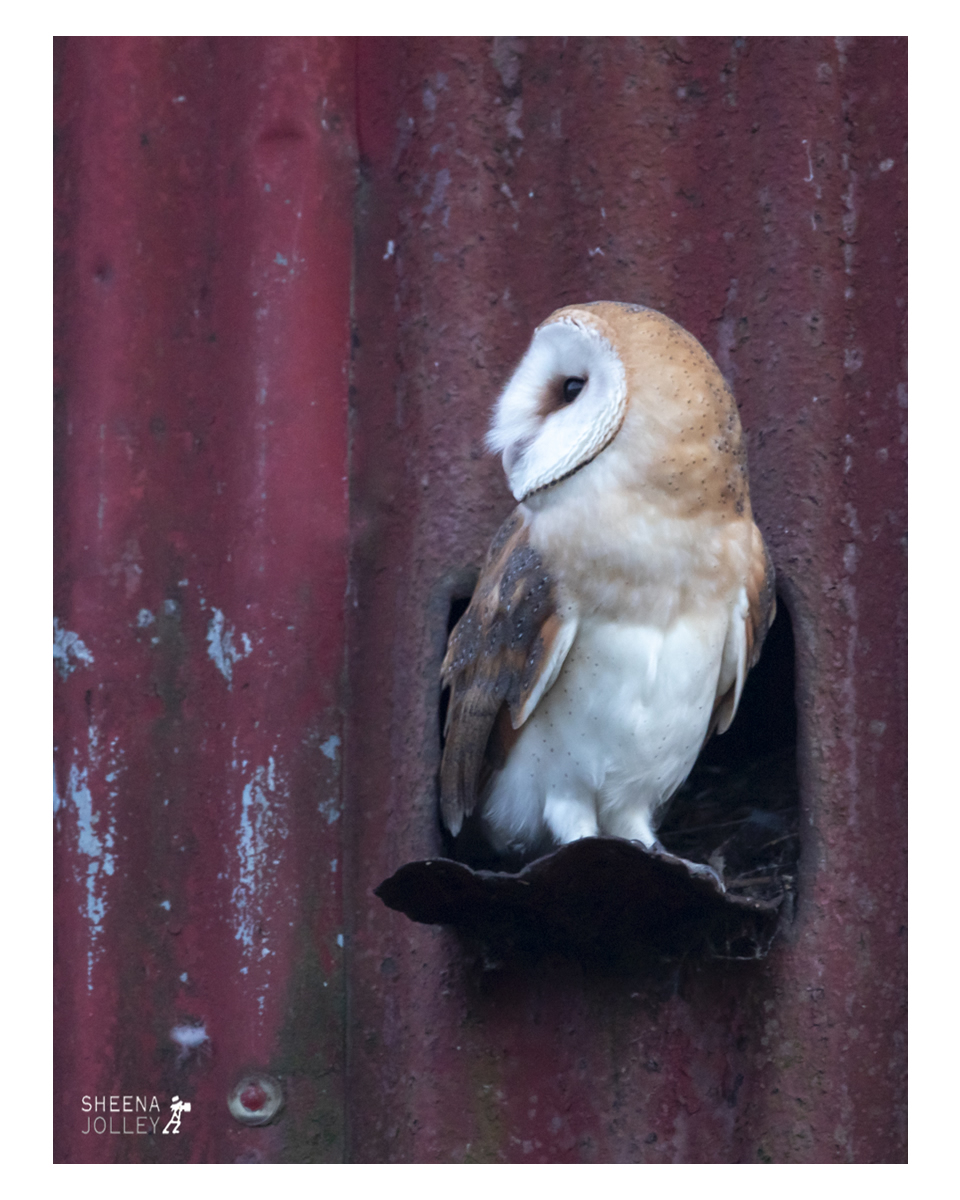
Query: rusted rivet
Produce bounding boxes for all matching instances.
[227,1073,283,1126]
[240,1083,266,1111]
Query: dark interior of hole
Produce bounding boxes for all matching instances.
[438,589,799,902]
[695,601,797,770]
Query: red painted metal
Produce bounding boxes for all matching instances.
[346,36,906,1164]
[55,36,906,1162]
[54,36,354,1162]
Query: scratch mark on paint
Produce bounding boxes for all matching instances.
[802,137,814,183]
[206,608,253,685]
[53,618,94,678]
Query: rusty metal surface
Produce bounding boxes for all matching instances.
[55,36,906,1163]
[54,36,354,1162]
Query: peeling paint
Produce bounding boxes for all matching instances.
[232,758,288,954]
[66,739,117,991]
[53,618,94,678]
[206,607,253,685]
[320,734,340,761]
[318,797,341,824]
[170,1023,209,1064]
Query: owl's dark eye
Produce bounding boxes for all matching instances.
[562,377,586,403]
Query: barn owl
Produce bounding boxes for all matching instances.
[439,302,775,868]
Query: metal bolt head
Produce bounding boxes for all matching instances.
[227,1073,283,1126]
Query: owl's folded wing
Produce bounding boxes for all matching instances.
[711,526,776,737]
[439,509,578,837]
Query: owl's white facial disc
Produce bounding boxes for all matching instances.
[486,317,627,502]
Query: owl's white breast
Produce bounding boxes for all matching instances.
[479,608,730,856]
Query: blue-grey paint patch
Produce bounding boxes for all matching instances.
[66,737,117,991]
[232,758,288,954]
[170,1023,208,1064]
[136,608,155,627]
[320,734,340,761]
[317,797,341,824]
[275,252,288,265]
[53,618,94,678]
[206,608,253,686]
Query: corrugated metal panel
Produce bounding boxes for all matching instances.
[55,36,906,1162]
[54,36,354,1162]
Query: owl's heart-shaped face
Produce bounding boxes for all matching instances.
[486,313,628,502]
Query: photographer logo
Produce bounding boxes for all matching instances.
[81,1094,192,1135]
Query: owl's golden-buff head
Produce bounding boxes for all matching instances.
[486,301,752,521]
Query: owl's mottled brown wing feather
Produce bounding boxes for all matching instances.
[440,510,576,836]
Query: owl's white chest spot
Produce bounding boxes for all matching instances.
[480,613,727,855]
